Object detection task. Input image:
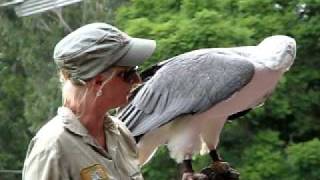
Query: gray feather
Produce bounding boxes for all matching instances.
[119,48,255,136]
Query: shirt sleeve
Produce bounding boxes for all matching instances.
[22,139,65,180]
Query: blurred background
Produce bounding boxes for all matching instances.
[0,0,319,179]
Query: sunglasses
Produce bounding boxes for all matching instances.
[117,66,139,83]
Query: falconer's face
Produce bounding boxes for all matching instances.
[99,66,141,109]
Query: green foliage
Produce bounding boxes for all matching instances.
[0,1,127,178]
[0,51,29,179]
[0,0,319,179]
[239,130,288,180]
[115,0,320,179]
[287,139,320,180]
[142,147,179,179]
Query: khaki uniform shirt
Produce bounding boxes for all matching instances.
[23,107,143,180]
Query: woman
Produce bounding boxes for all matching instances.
[22,23,156,180]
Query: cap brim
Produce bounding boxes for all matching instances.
[116,38,156,67]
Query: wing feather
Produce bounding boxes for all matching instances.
[119,49,255,136]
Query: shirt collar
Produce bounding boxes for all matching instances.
[105,116,120,135]
[57,106,120,136]
[58,106,88,137]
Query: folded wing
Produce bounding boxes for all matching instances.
[118,49,255,136]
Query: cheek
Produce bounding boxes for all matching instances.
[116,82,131,94]
[113,83,131,101]
[104,78,132,107]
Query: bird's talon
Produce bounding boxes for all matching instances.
[211,161,231,173]
[201,162,240,180]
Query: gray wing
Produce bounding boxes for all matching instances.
[118,48,255,136]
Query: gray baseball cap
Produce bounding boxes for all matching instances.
[53,23,156,85]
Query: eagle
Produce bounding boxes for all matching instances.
[118,35,296,179]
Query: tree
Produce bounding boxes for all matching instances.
[0,0,319,179]
[287,138,320,180]
[0,1,128,179]
[115,0,320,178]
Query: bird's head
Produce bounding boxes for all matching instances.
[256,35,296,72]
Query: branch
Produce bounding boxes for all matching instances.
[51,8,72,33]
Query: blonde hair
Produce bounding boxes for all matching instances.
[59,68,117,116]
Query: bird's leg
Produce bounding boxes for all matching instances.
[182,158,208,180]
[209,149,232,174]
[201,149,240,180]
[209,149,222,162]
[182,159,194,173]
